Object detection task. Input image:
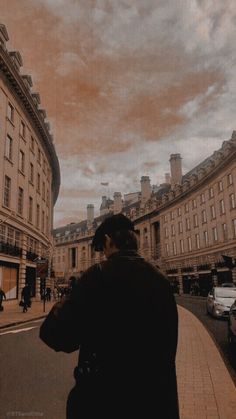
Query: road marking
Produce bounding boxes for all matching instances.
[0,326,38,336]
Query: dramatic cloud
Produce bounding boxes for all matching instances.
[1,0,236,226]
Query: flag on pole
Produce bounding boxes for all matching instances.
[101,182,109,186]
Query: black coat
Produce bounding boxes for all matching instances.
[40,251,179,418]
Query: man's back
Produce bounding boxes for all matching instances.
[41,250,179,418]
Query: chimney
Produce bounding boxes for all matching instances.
[165,173,171,184]
[140,176,151,204]
[87,204,94,226]
[169,154,182,187]
[113,192,122,214]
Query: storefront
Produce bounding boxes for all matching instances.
[0,261,19,299]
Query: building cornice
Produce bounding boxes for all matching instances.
[0,44,60,205]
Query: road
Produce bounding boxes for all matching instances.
[176,294,236,386]
[0,320,78,419]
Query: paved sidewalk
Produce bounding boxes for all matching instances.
[177,306,236,419]
[0,299,55,328]
[0,301,236,418]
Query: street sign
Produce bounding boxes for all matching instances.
[36,259,48,279]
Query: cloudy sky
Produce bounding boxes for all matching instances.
[1,0,236,226]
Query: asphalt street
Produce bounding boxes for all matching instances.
[0,320,78,419]
[176,295,236,386]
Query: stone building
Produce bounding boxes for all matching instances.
[0,24,60,299]
[53,132,236,295]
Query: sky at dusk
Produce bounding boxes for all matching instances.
[1,0,236,227]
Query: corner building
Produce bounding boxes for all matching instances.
[0,24,60,299]
[53,132,236,296]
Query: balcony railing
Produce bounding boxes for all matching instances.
[0,241,22,257]
[26,251,39,261]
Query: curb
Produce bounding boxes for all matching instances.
[0,314,48,330]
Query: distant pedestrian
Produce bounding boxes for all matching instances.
[21,283,31,313]
[46,287,51,301]
[0,286,6,311]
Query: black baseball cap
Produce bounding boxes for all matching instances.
[92,214,135,251]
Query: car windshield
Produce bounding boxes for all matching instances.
[215,288,236,298]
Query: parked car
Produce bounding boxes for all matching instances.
[228,300,236,349]
[206,287,236,318]
[221,282,236,288]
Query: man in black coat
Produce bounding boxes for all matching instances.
[40,214,179,418]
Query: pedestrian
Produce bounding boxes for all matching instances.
[46,287,51,301]
[0,286,6,311]
[21,283,31,313]
[40,214,179,419]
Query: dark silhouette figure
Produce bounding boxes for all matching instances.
[21,284,31,313]
[0,287,6,311]
[46,287,51,301]
[40,214,179,419]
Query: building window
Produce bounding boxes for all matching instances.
[180,239,184,254]
[43,159,46,174]
[165,243,169,256]
[222,223,227,241]
[229,193,235,210]
[7,102,14,122]
[233,219,236,237]
[195,234,200,249]
[29,197,33,222]
[20,121,26,138]
[46,189,49,206]
[30,163,34,184]
[202,209,207,223]
[192,199,197,209]
[3,176,11,207]
[5,135,13,161]
[30,137,35,152]
[37,173,40,193]
[228,173,233,186]
[164,215,167,223]
[210,205,216,220]
[209,187,214,198]
[203,230,208,246]
[46,215,49,235]
[212,226,218,242]
[42,182,45,201]
[36,204,40,228]
[19,150,25,173]
[187,237,192,251]
[42,210,45,232]
[200,193,205,204]
[164,227,168,238]
[171,211,174,220]
[172,242,177,255]
[17,187,24,215]
[186,218,190,231]
[193,214,198,228]
[177,207,181,216]
[178,221,183,234]
[218,180,223,192]
[184,202,189,213]
[37,147,41,164]
[71,247,77,268]
[7,227,14,245]
[219,199,225,214]
[171,225,175,236]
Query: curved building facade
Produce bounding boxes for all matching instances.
[0,24,60,299]
[53,133,236,296]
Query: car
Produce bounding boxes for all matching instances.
[221,282,236,287]
[228,299,236,349]
[206,287,236,318]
